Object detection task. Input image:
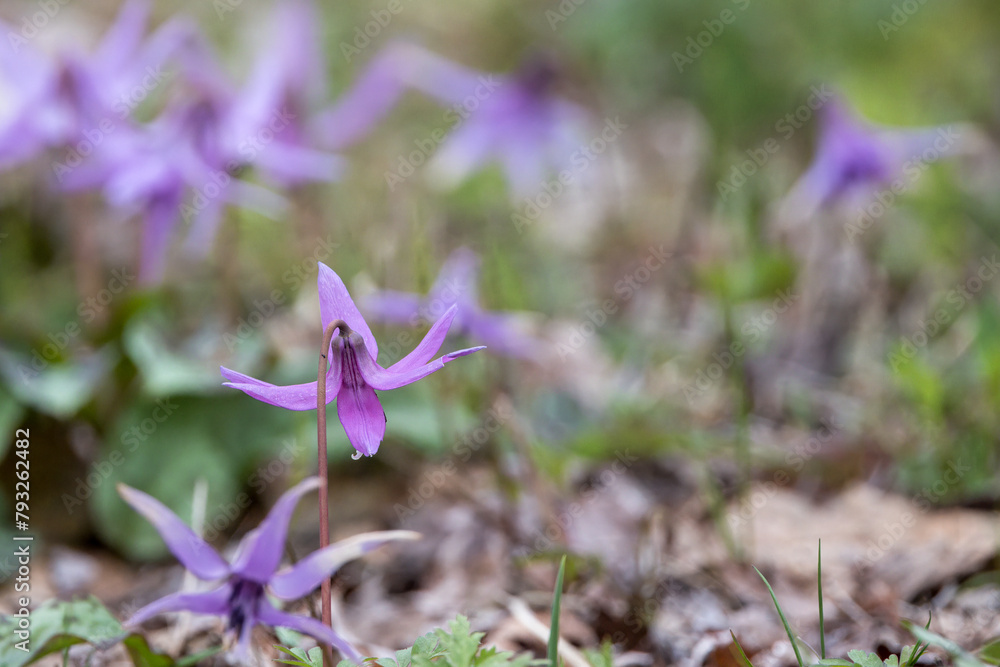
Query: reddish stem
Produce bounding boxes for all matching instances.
[317,319,347,666]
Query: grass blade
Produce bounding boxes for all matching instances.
[548,555,568,667]
[730,630,754,667]
[754,566,805,667]
[818,539,825,660]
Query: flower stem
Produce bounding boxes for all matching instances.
[317,319,348,666]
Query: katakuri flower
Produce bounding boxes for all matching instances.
[364,247,538,359]
[119,477,418,660]
[315,42,589,197]
[221,262,484,457]
[781,95,964,219]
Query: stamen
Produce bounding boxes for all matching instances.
[352,450,363,460]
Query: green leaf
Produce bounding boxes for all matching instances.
[122,634,174,667]
[729,631,754,667]
[902,619,988,667]
[548,556,567,667]
[0,596,125,667]
[91,395,293,561]
[583,641,615,667]
[123,318,221,395]
[754,567,805,667]
[978,638,1000,666]
[0,347,115,418]
[275,645,324,667]
[846,650,883,667]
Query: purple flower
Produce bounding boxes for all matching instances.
[221,263,484,457]
[119,477,418,660]
[316,42,588,197]
[0,0,195,168]
[784,95,962,216]
[364,248,539,359]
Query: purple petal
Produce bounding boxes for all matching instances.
[427,118,498,190]
[386,304,459,374]
[390,42,491,107]
[252,143,346,186]
[269,530,420,600]
[464,311,539,359]
[336,381,386,457]
[363,290,425,325]
[138,192,181,285]
[229,477,321,583]
[314,46,405,151]
[93,0,150,75]
[220,365,342,412]
[358,340,485,391]
[126,584,233,626]
[256,602,362,661]
[118,484,230,581]
[318,263,379,357]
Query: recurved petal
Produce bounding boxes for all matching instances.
[127,584,233,627]
[318,263,379,358]
[269,530,420,600]
[387,304,458,373]
[336,382,386,458]
[256,602,362,661]
[359,339,484,391]
[229,477,321,583]
[118,484,230,581]
[220,365,341,411]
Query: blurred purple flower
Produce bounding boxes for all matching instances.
[364,247,539,359]
[183,0,343,189]
[315,42,588,197]
[119,477,418,660]
[783,95,962,217]
[0,0,195,168]
[221,263,484,457]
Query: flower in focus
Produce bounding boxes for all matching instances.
[781,95,964,218]
[364,247,539,359]
[316,42,589,198]
[119,477,419,660]
[221,262,484,457]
